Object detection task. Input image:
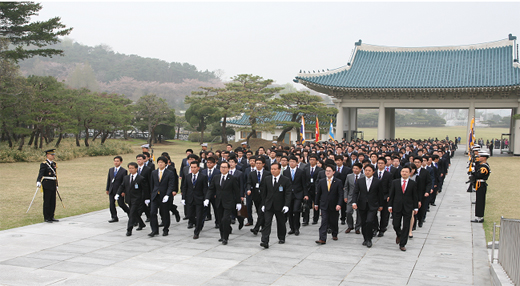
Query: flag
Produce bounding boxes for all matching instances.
[329,119,334,141]
[300,116,306,144]
[468,117,475,172]
[315,117,320,142]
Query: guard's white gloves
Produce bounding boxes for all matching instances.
[203,199,209,207]
[236,204,242,211]
[36,182,41,188]
[181,199,186,205]
[162,195,169,203]
[282,206,289,214]
[261,206,265,212]
[114,194,120,201]
[144,199,150,206]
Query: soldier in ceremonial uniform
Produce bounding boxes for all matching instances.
[472,151,490,223]
[36,149,59,223]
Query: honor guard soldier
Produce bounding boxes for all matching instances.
[472,151,490,223]
[37,149,59,223]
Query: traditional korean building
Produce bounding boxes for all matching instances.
[294,35,520,155]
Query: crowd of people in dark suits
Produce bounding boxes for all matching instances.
[105,138,457,251]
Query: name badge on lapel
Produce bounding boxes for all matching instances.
[279,186,283,192]
[134,183,139,189]
[111,178,115,183]
[255,183,260,189]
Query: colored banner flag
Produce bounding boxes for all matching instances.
[300,116,306,144]
[315,117,320,142]
[329,119,335,141]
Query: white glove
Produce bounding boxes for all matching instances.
[236,204,242,211]
[203,199,209,207]
[282,206,289,214]
[114,194,120,201]
[144,199,150,206]
[181,199,186,205]
[261,206,265,212]
[162,195,169,203]
[36,182,41,188]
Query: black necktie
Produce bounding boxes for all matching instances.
[355,175,358,183]
[273,177,277,186]
[378,171,382,179]
[220,176,225,186]
[209,169,212,178]
[192,175,196,185]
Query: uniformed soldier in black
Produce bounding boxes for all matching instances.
[472,151,490,223]
[36,149,59,223]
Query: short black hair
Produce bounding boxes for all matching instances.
[190,161,199,166]
[186,149,194,154]
[228,157,238,163]
[136,154,146,160]
[114,156,123,162]
[220,161,230,168]
[402,165,412,172]
[364,164,375,172]
[127,162,138,168]
[157,156,168,164]
[377,157,387,164]
[207,157,216,163]
[270,162,281,170]
[352,162,363,169]
[324,164,335,171]
[143,152,151,158]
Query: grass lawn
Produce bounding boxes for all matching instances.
[0,139,200,231]
[482,156,520,242]
[358,126,509,143]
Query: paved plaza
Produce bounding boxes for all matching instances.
[0,152,491,286]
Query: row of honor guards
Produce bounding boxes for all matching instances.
[466,144,491,223]
[99,139,455,252]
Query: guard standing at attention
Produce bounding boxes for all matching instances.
[472,151,490,223]
[36,149,59,223]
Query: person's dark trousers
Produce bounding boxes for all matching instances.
[42,185,56,220]
[150,196,171,234]
[287,196,302,231]
[205,197,219,225]
[246,194,254,224]
[430,189,438,204]
[439,176,445,191]
[339,200,347,223]
[358,204,376,242]
[127,201,145,231]
[216,205,232,240]
[319,210,339,241]
[475,184,487,217]
[109,193,129,219]
[252,197,265,232]
[378,201,390,233]
[417,197,428,225]
[302,199,312,224]
[261,208,286,244]
[393,211,412,247]
[169,202,179,217]
[187,203,205,235]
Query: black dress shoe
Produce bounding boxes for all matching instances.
[260,242,269,249]
[45,219,53,223]
[409,235,413,239]
[400,246,406,251]
[431,203,436,206]
[471,201,476,204]
[222,239,228,245]
[108,218,119,223]
[341,220,346,225]
[193,235,199,239]
[295,230,300,236]
[412,226,416,231]
[51,218,59,222]
[162,230,169,236]
[230,219,236,224]
[245,222,253,226]
[215,224,219,229]
[183,217,189,220]
[145,218,150,222]
[315,240,326,245]
[187,224,194,229]
[367,241,372,248]
[362,241,367,246]
[288,230,295,235]
[134,222,138,227]
[377,231,384,237]
[471,219,484,223]
[205,217,211,221]
[136,226,145,231]
[327,228,332,234]
[238,219,244,230]
[251,229,258,235]
[174,211,181,222]
[158,223,164,227]
[218,238,223,242]
[372,230,378,237]
[278,240,285,244]
[312,221,318,225]
[148,232,158,237]
[418,222,423,228]
[302,222,309,226]
[126,231,132,236]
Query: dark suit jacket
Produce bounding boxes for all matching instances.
[304,165,323,196]
[393,165,403,180]
[106,167,127,195]
[117,174,149,204]
[315,177,344,211]
[150,168,176,200]
[260,175,291,212]
[352,176,384,211]
[181,172,208,205]
[179,158,188,178]
[229,169,246,197]
[375,169,393,200]
[138,165,152,191]
[415,167,432,201]
[246,169,271,201]
[282,167,308,199]
[207,174,240,209]
[145,160,155,171]
[388,178,418,214]
[335,165,352,185]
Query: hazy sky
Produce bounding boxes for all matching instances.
[35,2,520,87]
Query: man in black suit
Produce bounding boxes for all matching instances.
[206,162,241,245]
[260,163,291,248]
[106,156,129,223]
[246,156,270,235]
[243,156,257,226]
[413,157,432,228]
[179,149,194,179]
[181,161,208,239]
[201,156,220,226]
[228,157,245,230]
[392,157,402,179]
[374,157,393,237]
[136,154,152,222]
[303,154,322,225]
[283,156,308,236]
[352,164,383,248]
[143,152,155,170]
[149,156,177,237]
[115,162,149,236]
[315,165,343,244]
[335,155,351,225]
[388,166,418,251]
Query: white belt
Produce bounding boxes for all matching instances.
[43,176,56,180]
[477,179,486,182]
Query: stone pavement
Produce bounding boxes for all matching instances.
[0,151,491,286]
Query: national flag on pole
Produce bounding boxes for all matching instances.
[468,117,475,172]
[300,116,306,144]
[329,119,335,141]
[315,117,320,142]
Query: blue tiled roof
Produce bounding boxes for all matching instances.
[295,39,520,89]
[227,111,335,127]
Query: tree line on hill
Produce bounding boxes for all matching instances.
[358,109,447,127]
